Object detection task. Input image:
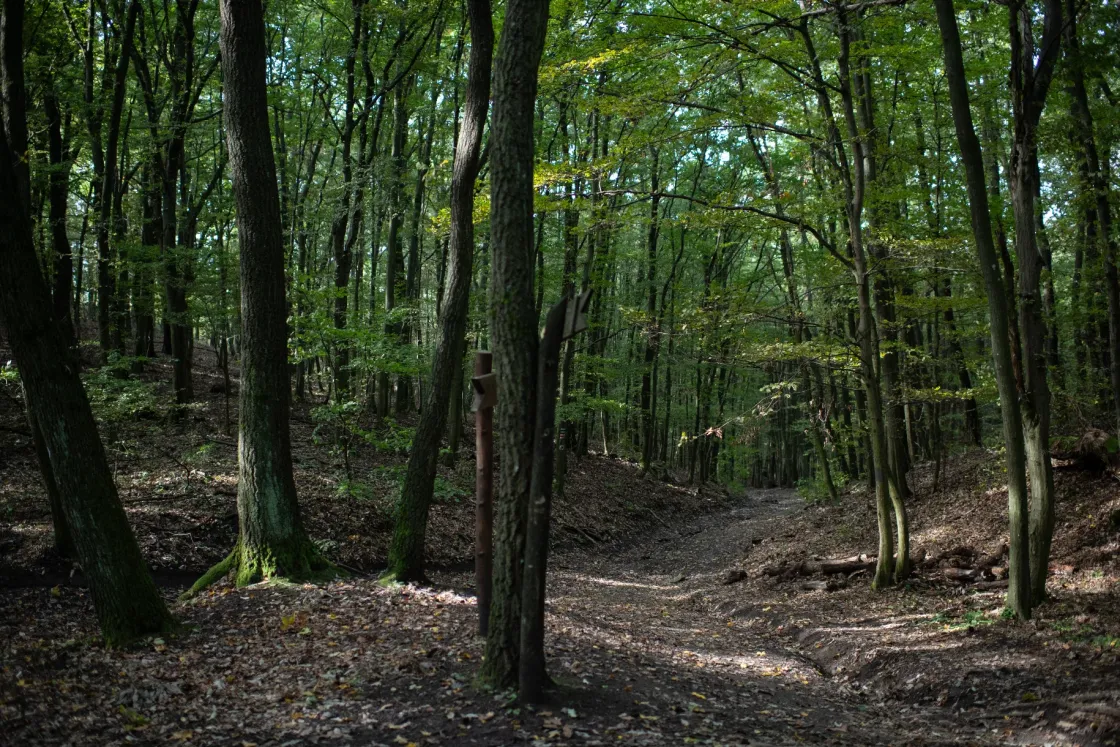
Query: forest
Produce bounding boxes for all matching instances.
[1,0,1119,743]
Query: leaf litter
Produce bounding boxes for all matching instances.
[2,353,1119,745]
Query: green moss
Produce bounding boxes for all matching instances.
[181,548,237,601]
[181,540,338,600]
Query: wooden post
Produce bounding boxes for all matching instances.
[472,351,495,636]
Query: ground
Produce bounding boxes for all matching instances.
[1,344,1119,745]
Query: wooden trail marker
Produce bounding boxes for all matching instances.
[472,351,494,637]
[563,288,592,340]
[471,372,498,412]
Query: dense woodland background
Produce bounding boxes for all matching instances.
[2,0,1120,732]
[11,0,1117,488]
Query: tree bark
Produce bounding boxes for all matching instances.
[479,0,550,690]
[385,0,493,582]
[193,0,327,592]
[935,0,1033,618]
[519,298,566,703]
[1008,0,1061,604]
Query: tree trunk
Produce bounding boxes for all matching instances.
[328,0,365,400]
[380,79,409,415]
[935,0,1033,618]
[520,298,566,703]
[1064,0,1120,435]
[1008,0,1061,604]
[193,0,327,592]
[479,0,550,690]
[1,16,173,641]
[640,148,660,472]
[93,0,139,357]
[44,91,75,337]
[385,0,492,582]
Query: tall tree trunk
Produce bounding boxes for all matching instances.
[44,91,75,337]
[1008,0,1061,604]
[519,297,566,702]
[385,0,493,582]
[1,5,173,642]
[329,0,365,400]
[1064,0,1120,434]
[95,0,139,357]
[935,0,1033,618]
[799,13,897,587]
[380,80,409,415]
[554,99,584,494]
[192,0,328,592]
[640,148,660,472]
[479,0,550,690]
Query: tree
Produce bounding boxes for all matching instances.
[187,0,329,593]
[478,0,551,690]
[1062,0,1120,440]
[934,0,1033,618]
[1006,0,1062,605]
[1,0,173,644]
[385,0,493,583]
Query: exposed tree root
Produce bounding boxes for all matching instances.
[181,540,338,600]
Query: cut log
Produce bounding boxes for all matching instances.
[943,567,981,582]
[971,580,1009,591]
[764,555,877,578]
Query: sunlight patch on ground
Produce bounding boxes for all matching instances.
[548,610,820,685]
[560,573,677,592]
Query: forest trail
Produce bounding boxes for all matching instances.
[3,457,1115,746]
[538,489,998,745]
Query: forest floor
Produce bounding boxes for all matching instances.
[1,343,1119,745]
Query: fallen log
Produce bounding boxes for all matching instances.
[820,555,875,575]
[764,554,878,578]
[1053,428,1119,473]
[971,579,1009,591]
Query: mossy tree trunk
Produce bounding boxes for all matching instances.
[204,0,326,590]
[1,8,173,642]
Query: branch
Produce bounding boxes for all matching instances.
[603,188,850,269]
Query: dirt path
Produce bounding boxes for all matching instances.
[542,489,997,745]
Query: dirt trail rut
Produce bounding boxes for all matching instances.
[542,489,996,745]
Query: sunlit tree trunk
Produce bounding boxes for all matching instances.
[935,0,1033,617]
